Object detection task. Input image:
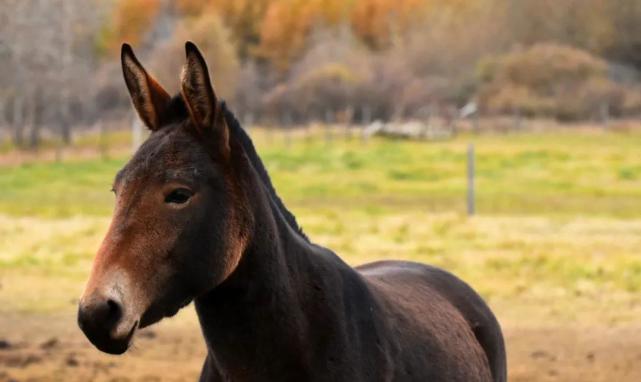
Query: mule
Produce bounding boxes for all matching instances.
[78,42,506,381]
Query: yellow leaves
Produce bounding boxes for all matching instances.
[102,0,480,67]
[176,0,281,60]
[102,0,161,55]
[175,0,212,16]
[254,0,430,68]
[255,0,314,68]
[350,0,430,49]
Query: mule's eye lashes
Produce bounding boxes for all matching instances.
[165,188,193,205]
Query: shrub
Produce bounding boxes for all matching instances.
[477,43,628,120]
[261,29,367,122]
[261,27,460,123]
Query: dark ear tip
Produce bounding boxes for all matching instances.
[185,41,202,58]
[121,43,137,67]
[121,43,133,56]
[185,41,195,51]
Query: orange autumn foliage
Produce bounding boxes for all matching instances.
[101,0,162,54]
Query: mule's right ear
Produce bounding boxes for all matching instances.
[180,42,231,156]
[180,41,219,131]
[121,43,171,131]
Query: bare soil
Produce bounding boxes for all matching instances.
[1,309,640,381]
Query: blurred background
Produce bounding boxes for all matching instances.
[2,0,641,381]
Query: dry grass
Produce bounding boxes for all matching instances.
[2,210,641,327]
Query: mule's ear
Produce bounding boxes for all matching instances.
[121,43,171,131]
[180,41,220,132]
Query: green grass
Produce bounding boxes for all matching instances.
[2,128,641,324]
[2,129,641,218]
[0,159,123,216]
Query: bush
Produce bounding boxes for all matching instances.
[477,43,630,120]
[260,27,463,123]
[261,28,368,122]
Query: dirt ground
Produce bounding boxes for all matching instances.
[1,309,640,382]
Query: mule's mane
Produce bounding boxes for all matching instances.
[164,95,307,241]
[221,104,308,241]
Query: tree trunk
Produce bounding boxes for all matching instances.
[12,95,24,148]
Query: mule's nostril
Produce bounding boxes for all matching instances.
[104,298,122,325]
[78,297,123,332]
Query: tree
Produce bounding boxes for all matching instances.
[148,12,240,100]
[0,0,103,148]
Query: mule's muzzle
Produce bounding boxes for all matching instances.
[78,296,136,354]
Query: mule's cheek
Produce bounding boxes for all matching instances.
[197,235,246,291]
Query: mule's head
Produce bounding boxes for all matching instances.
[78,42,253,354]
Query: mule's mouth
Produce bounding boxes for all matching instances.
[101,321,136,355]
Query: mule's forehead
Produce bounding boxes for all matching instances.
[115,125,214,187]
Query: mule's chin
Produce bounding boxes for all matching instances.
[94,337,131,355]
[87,321,137,355]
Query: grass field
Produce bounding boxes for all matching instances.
[3,129,641,218]
[2,127,641,381]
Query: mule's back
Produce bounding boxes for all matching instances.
[357,261,506,382]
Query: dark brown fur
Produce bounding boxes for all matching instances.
[78,42,506,381]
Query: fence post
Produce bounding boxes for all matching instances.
[324,109,333,144]
[512,108,522,132]
[467,143,475,216]
[600,102,609,129]
[54,121,63,162]
[304,120,312,143]
[283,112,292,148]
[344,106,354,141]
[132,115,142,153]
[361,105,371,144]
[98,121,108,160]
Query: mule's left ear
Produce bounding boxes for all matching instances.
[180,42,224,135]
[121,43,171,131]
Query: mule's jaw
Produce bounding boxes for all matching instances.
[138,296,193,329]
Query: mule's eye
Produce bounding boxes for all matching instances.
[165,188,193,205]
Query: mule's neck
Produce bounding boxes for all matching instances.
[194,167,331,379]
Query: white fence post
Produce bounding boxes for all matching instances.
[467,143,476,216]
